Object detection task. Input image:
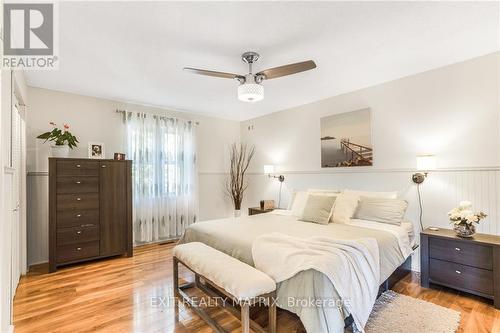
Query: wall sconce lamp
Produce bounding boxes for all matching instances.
[413,154,436,231]
[264,165,285,182]
[264,165,285,209]
[412,155,436,184]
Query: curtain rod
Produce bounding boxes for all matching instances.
[116,109,199,125]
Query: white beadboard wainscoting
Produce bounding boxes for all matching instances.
[27,173,49,266]
[245,167,500,271]
[28,167,500,270]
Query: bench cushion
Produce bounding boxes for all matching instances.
[174,242,276,301]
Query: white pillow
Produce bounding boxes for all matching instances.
[344,189,398,199]
[354,197,408,225]
[287,191,298,210]
[290,191,309,217]
[307,189,341,194]
[331,192,360,224]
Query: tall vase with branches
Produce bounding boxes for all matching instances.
[225,143,255,217]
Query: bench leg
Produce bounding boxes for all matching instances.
[195,273,201,288]
[173,257,179,297]
[268,295,276,333]
[241,303,250,333]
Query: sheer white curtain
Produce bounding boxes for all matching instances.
[125,112,198,244]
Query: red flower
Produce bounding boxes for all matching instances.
[64,124,69,130]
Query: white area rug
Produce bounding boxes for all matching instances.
[364,290,461,333]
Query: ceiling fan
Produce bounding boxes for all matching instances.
[184,52,316,103]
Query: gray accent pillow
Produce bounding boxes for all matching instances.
[300,194,337,225]
[354,197,408,225]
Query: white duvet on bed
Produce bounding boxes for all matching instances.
[253,233,380,332]
[347,219,413,258]
[179,209,416,333]
[271,209,416,251]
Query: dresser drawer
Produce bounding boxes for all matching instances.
[429,237,493,270]
[57,226,99,246]
[57,176,99,194]
[56,241,100,263]
[57,161,99,176]
[429,258,493,296]
[57,193,99,211]
[57,209,99,228]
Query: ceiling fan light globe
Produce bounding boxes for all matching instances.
[237,83,264,103]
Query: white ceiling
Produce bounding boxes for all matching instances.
[25,1,499,121]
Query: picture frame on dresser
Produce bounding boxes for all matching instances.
[420,228,500,309]
[88,142,105,159]
[48,157,133,272]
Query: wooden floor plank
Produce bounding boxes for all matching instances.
[13,243,499,332]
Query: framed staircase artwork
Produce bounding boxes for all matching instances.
[320,108,373,168]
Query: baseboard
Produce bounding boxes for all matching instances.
[28,262,49,273]
[27,241,179,271]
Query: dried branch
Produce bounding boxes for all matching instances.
[225,143,255,210]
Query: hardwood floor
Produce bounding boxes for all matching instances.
[14,243,500,333]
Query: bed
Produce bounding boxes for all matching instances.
[178,209,415,333]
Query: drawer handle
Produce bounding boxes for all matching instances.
[455,270,461,274]
[76,231,82,235]
[455,247,461,251]
[76,197,82,201]
[76,214,82,218]
[81,224,94,227]
[75,181,82,184]
[76,247,82,251]
[101,165,107,168]
[76,164,81,168]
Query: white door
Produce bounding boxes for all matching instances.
[2,171,13,330]
[11,101,22,302]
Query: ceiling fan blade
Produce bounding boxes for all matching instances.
[183,67,243,80]
[257,60,316,80]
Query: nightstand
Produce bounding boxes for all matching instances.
[248,207,273,216]
[420,228,500,309]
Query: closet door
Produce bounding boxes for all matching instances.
[11,102,21,299]
[99,161,126,256]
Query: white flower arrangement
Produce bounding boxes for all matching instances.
[448,201,487,226]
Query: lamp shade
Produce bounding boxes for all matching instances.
[416,155,436,171]
[263,165,275,174]
[238,83,264,102]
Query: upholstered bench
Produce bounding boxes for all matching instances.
[173,242,277,333]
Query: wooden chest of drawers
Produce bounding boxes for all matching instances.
[49,158,133,272]
[421,228,500,309]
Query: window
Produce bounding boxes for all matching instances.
[124,112,197,243]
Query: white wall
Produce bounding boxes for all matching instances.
[241,52,500,270]
[26,52,500,271]
[243,52,500,172]
[26,87,240,265]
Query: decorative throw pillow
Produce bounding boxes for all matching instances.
[331,192,360,224]
[354,197,408,225]
[300,194,337,225]
[306,190,339,219]
[344,189,398,199]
